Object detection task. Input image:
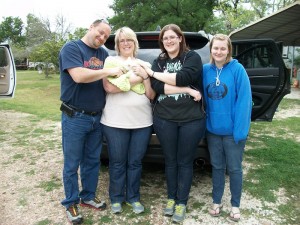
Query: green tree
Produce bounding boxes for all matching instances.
[295,52,300,67]
[290,48,300,67]
[29,38,65,77]
[25,14,53,48]
[248,0,298,18]
[205,0,258,35]
[205,0,299,35]
[12,45,29,68]
[0,16,26,46]
[68,27,87,41]
[109,0,216,32]
[25,14,71,75]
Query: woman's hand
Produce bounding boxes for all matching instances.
[132,65,149,80]
[188,88,202,102]
[136,60,153,76]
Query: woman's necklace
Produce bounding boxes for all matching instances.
[215,67,223,86]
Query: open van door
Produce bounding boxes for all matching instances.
[232,39,290,121]
[0,44,16,98]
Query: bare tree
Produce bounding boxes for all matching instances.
[54,14,72,40]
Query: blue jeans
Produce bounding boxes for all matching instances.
[61,112,103,209]
[153,116,206,205]
[102,125,152,204]
[206,132,246,207]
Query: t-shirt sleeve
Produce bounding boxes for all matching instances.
[60,42,83,72]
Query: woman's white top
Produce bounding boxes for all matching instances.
[101,90,153,129]
[101,56,152,129]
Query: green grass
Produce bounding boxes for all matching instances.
[1,71,299,224]
[0,70,61,121]
[18,197,27,207]
[13,153,25,160]
[245,135,299,200]
[37,175,62,192]
[36,219,52,225]
[244,100,300,224]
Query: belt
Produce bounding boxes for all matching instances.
[68,103,101,116]
[75,109,101,116]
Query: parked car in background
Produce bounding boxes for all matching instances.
[13,57,56,71]
[101,31,290,167]
[28,61,56,71]
[15,58,28,70]
[0,44,16,98]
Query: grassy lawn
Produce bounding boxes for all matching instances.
[0,70,61,121]
[1,70,299,224]
[244,111,300,224]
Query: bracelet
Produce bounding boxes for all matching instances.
[143,76,149,80]
[152,71,155,78]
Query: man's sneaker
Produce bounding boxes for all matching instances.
[66,204,83,224]
[172,204,186,223]
[164,199,175,216]
[80,197,107,210]
[127,201,144,214]
[111,202,123,214]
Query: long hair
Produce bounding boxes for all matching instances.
[209,34,232,65]
[114,27,139,57]
[158,24,189,59]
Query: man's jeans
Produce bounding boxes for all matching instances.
[153,115,206,205]
[61,112,103,209]
[102,125,152,204]
[206,132,246,207]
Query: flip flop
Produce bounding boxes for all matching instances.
[209,204,223,217]
[228,208,241,222]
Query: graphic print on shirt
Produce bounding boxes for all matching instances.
[84,57,104,70]
[157,60,190,102]
[206,82,228,100]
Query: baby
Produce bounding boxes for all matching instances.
[104,57,151,94]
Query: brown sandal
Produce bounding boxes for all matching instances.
[228,207,240,222]
[209,204,223,217]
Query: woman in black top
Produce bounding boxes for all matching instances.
[140,24,206,223]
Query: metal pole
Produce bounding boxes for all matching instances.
[291,46,295,81]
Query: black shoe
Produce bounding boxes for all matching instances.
[66,204,83,224]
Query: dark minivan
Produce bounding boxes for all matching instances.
[101,31,290,167]
[101,31,291,167]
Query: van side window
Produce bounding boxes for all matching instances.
[0,46,10,94]
[233,43,274,69]
[0,47,8,67]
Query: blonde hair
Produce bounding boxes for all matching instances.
[114,27,139,57]
[209,34,232,65]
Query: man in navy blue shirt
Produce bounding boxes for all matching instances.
[59,19,123,224]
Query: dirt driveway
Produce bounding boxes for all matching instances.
[0,88,299,225]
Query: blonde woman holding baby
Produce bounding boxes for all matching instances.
[100,27,155,214]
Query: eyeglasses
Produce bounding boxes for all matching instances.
[119,39,134,44]
[162,35,179,42]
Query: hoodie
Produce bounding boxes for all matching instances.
[203,59,252,143]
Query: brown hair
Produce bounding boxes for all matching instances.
[158,24,189,59]
[209,34,232,65]
[92,19,111,28]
